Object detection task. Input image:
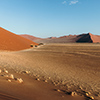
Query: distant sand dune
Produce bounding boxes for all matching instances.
[20,34,41,41]
[32,33,100,43]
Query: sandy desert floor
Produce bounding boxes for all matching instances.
[0,43,100,100]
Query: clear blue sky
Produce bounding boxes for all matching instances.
[0,0,100,38]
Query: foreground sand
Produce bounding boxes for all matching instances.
[0,68,84,100]
[0,43,100,100]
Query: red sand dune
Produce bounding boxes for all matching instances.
[89,33,100,43]
[76,33,93,43]
[0,27,38,51]
[33,33,100,43]
[20,34,41,41]
[76,33,100,43]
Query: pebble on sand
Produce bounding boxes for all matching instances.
[23,71,30,74]
[86,93,89,96]
[36,78,40,81]
[86,92,92,96]
[90,96,94,100]
[7,79,11,82]
[71,91,77,96]
[9,74,14,79]
[3,69,8,73]
[0,69,2,73]
[17,78,23,83]
[44,80,48,83]
[57,89,61,92]
[85,92,94,99]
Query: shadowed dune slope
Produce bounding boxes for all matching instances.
[76,33,93,43]
[76,33,100,43]
[0,27,38,51]
[20,34,41,41]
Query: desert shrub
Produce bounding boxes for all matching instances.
[35,45,37,47]
[30,44,33,47]
[39,43,44,45]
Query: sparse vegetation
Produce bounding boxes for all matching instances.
[39,43,44,45]
[35,45,38,47]
[30,44,34,47]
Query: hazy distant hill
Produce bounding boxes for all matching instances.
[34,35,77,43]
[19,33,100,43]
[20,34,41,41]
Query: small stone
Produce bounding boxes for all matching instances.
[36,78,40,81]
[17,78,23,83]
[4,69,8,73]
[26,71,30,74]
[90,96,94,100]
[71,91,77,96]
[8,79,11,82]
[57,89,61,92]
[86,92,91,97]
[23,71,30,74]
[0,69,2,73]
[86,93,89,96]
[5,70,8,73]
[9,74,14,79]
[44,80,48,83]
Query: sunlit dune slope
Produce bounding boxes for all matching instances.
[20,34,41,41]
[0,27,38,51]
[89,33,100,43]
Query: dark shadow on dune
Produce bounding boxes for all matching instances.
[76,33,93,43]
